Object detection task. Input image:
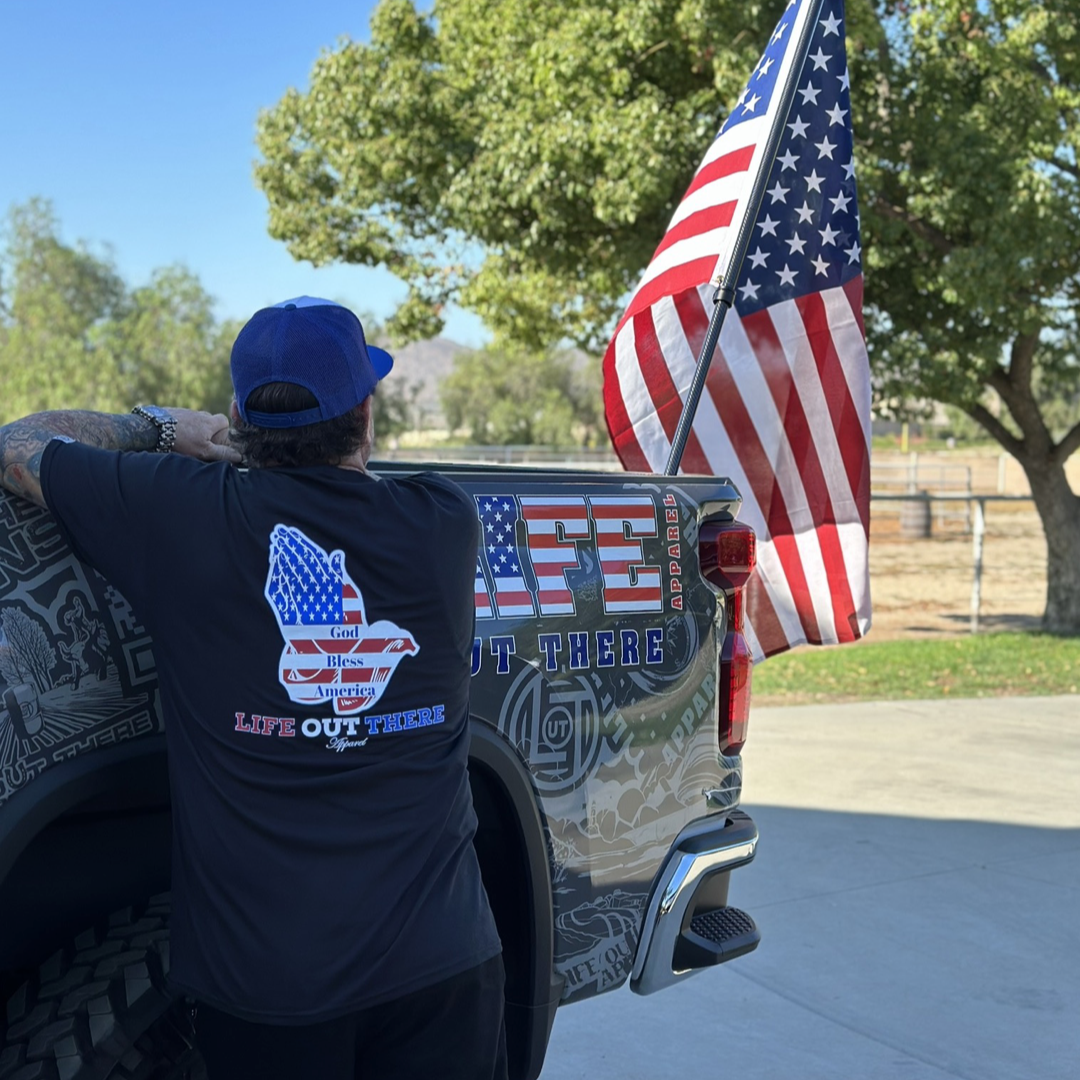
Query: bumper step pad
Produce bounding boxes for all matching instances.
[674,906,760,972]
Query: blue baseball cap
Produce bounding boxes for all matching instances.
[230,297,394,428]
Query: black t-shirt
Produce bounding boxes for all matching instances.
[40,442,501,1023]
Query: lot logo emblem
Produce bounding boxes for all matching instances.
[498,667,603,795]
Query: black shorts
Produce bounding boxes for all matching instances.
[195,954,508,1080]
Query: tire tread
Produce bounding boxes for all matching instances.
[1,901,199,1080]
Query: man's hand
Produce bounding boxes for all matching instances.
[164,408,242,464]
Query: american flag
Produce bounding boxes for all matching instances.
[602,0,871,658]
[520,496,590,616]
[476,496,536,618]
[265,525,418,715]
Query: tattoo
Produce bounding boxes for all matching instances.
[0,410,158,509]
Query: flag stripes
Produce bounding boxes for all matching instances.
[521,497,590,616]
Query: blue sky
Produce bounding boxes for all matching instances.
[0,0,487,345]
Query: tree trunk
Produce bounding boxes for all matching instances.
[1016,455,1080,634]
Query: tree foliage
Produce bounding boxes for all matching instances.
[852,1,1080,435]
[256,0,1080,630]
[441,346,602,445]
[849,0,1080,632]
[0,200,236,424]
[255,0,784,348]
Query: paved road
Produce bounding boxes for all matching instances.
[540,696,1080,1080]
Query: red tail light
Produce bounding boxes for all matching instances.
[699,522,756,755]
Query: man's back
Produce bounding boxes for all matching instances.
[39,444,502,1023]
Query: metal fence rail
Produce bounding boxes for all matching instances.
[871,493,1035,633]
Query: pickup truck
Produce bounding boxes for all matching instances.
[0,463,759,1080]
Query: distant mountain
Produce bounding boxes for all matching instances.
[382,336,473,430]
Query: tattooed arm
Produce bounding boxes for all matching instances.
[0,408,240,509]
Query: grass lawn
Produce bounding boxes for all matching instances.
[751,632,1080,706]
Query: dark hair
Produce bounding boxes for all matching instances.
[230,382,371,468]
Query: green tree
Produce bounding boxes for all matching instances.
[371,378,425,442]
[255,0,778,348]
[441,346,602,445]
[0,199,126,418]
[0,201,238,423]
[256,0,1080,632]
[94,267,237,414]
[852,1,1080,634]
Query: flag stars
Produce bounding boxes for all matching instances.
[787,115,810,139]
[843,158,856,180]
[798,81,821,106]
[812,254,831,276]
[827,103,848,126]
[845,241,862,264]
[838,68,851,91]
[748,246,769,269]
[767,181,790,204]
[742,92,762,114]
[819,222,840,245]
[786,234,808,255]
[778,148,800,171]
[756,57,774,79]
[830,189,853,214]
[795,201,815,224]
[820,11,842,36]
[739,280,761,302]
[772,21,788,43]
[815,135,837,159]
[758,214,780,236]
[805,169,824,193]
[809,47,832,71]
[777,265,798,288]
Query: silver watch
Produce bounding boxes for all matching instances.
[131,405,177,454]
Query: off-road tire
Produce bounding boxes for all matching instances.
[0,896,205,1080]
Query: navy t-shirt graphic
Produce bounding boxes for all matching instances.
[265,524,418,715]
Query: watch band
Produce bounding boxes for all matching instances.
[131,405,178,454]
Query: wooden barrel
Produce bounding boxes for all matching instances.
[899,497,932,539]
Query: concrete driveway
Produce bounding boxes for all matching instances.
[540,696,1080,1080]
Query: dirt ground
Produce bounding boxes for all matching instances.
[863,449,1075,640]
[866,502,1047,641]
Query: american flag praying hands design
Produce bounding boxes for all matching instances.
[265,525,418,715]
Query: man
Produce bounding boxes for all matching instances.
[0,297,506,1080]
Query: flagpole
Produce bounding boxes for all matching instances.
[664,0,829,477]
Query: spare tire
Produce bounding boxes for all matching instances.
[0,895,204,1080]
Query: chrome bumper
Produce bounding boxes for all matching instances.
[630,810,758,995]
